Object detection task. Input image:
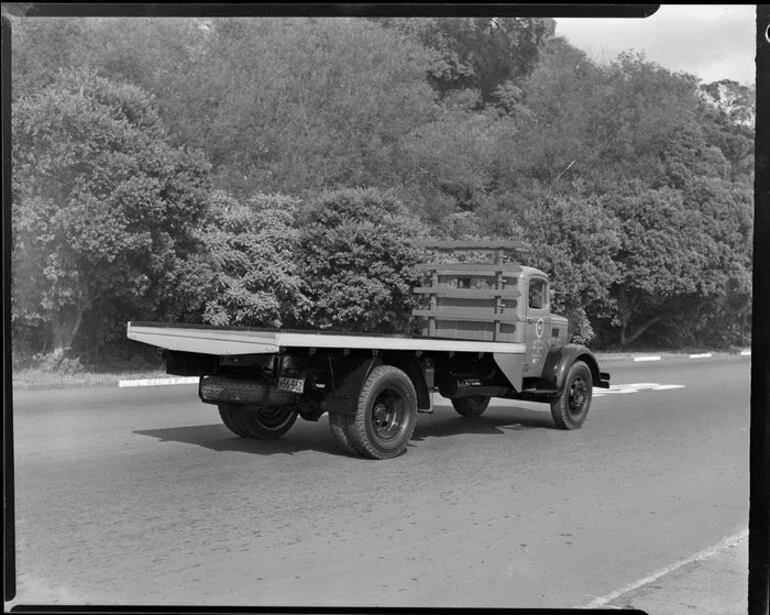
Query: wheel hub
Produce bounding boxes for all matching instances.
[372,392,404,440]
[569,378,587,414]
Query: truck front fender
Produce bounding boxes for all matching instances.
[541,344,610,392]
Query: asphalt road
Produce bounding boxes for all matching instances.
[8,357,750,608]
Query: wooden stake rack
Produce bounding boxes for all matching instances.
[412,240,529,342]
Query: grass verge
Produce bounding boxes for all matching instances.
[12,366,167,390]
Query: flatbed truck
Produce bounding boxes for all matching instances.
[127,240,610,459]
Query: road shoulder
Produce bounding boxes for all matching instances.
[598,531,748,613]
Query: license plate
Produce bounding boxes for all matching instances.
[278,377,305,394]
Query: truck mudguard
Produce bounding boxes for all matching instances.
[540,344,610,392]
[381,351,432,410]
[320,354,381,416]
[319,351,431,416]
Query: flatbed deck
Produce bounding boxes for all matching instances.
[126,322,528,356]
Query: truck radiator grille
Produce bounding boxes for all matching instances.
[199,375,300,407]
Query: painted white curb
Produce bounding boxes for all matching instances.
[688,353,713,359]
[118,376,199,388]
[633,356,661,362]
[740,349,751,356]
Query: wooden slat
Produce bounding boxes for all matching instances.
[412,309,520,324]
[413,287,521,299]
[415,262,523,274]
[416,240,529,252]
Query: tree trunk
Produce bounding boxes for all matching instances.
[51,307,85,356]
[621,314,667,347]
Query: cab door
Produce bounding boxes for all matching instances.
[523,276,551,378]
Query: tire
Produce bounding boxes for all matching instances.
[232,405,298,440]
[550,361,593,430]
[328,412,362,456]
[348,365,418,460]
[451,395,491,417]
[218,404,251,438]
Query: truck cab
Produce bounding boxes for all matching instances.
[412,241,606,395]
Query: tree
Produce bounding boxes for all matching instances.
[674,177,753,346]
[199,192,308,328]
[698,80,755,184]
[297,188,426,333]
[658,121,731,190]
[699,79,756,129]
[518,190,621,342]
[511,37,606,190]
[12,68,211,356]
[375,17,555,110]
[161,18,439,196]
[10,16,93,99]
[600,179,750,348]
[397,105,516,222]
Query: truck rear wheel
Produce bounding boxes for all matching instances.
[218,404,250,437]
[328,412,362,456]
[550,361,592,429]
[348,365,418,460]
[451,395,490,417]
[219,404,298,439]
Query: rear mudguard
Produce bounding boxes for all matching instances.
[320,355,381,416]
[540,344,610,393]
[319,352,431,416]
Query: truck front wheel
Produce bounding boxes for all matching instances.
[219,404,298,439]
[451,396,490,417]
[550,361,592,429]
[348,365,418,460]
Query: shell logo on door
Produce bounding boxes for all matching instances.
[532,317,545,364]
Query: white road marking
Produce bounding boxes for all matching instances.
[633,356,661,362]
[593,383,686,398]
[578,529,749,609]
[689,353,712,359]
[118,376,199,387]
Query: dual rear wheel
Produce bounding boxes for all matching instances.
[328,365,418,460]
[218,404,298,440]
[218,366,419,460]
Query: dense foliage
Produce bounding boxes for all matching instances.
[8,14,754,365]
[198,192,308,329]
[297,188,426,333]
[12,67,211,359]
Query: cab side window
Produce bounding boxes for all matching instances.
[528,278,547,310]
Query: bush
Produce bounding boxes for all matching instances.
[297,187,427,333]
[30,350,84,375]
